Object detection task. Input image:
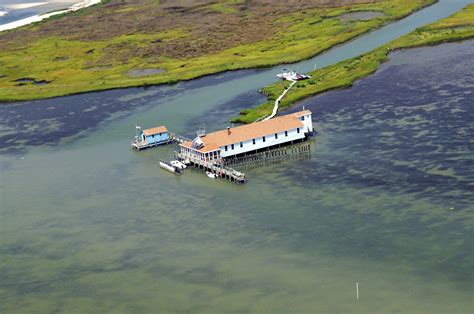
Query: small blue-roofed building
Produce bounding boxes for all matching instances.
[132,125,171,150]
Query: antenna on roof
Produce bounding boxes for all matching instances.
[196,123,206,137]
[135,123,141,138]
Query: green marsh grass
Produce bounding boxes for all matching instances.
[0,0,435,101]
[232,3,474,123]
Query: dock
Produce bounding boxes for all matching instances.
[131,132,191,150]
[175,151,247,184]
[223,141,312,167]
[133,109,316,184]
[264,80,297,121]
[169,133,192,144]
[131,138,173,150]
[254,79,297,123]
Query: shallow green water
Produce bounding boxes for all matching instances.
[1,150,472,313]
[1,1,474,312]
[2,42,473,313]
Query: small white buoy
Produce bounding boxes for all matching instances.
[449,207,455,211]
[21,157,24,160]
[356,282,359,300]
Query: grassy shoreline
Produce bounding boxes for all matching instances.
[232,3,474,123]
[0,0,435,102]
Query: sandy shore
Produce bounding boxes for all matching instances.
[5,2,49,10]
[0,0,101,32]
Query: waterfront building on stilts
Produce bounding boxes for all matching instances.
[177,110,315,165]
[131,125,172,150]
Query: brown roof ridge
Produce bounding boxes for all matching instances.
[143,125,168,136]
[181,110,311,152]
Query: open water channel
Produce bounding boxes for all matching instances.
[1,0,473,312]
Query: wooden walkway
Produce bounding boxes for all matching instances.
[132,133,191,151]
[169,133,192,144]
[175,139,314,182]
[131,139,173,150]
[264,80,297,121]
[175,152,247,184]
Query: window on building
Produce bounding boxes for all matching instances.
[225,145,228,151]
[285,131,288,137]
[240,142,243,148]
[252,139,256,145]
[301,116,305,121]
[231,144,234,150]
[275,133,278,139]
[297,128,300,133]
[263,136,266,142]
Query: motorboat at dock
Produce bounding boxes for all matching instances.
[206,171,217,179]
[159,160,182,175]
[170,160,187,170]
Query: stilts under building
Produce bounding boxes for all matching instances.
[177,110,315,165]
[131,125,172,150]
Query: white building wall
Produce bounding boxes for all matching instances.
[220,127,305,158]
[299,113,313,132]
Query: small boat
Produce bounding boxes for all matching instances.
[159,160,182,175]
[276,68,311,81]
[293,72,311,80]
[206,171,217,179]
[276,68,293,80]
[170,160,187,170]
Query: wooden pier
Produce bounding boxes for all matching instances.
[133,116,316,184]
[131,133,191,150]
[223,141,312,167]
[169,133,192,144]
[175,140,314,183]
[264,80,297,121]
[175,152,247,184]
[131,138,173,150]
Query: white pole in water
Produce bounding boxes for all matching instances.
[356,282,359,300]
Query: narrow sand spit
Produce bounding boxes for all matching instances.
[0,0,101,32]
[4,3,48,10]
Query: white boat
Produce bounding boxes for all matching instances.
[170,160,187,169]
[276,68,311,81]
[232,169,244,177]
[159,160,182,175]
[206,171,217,179]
